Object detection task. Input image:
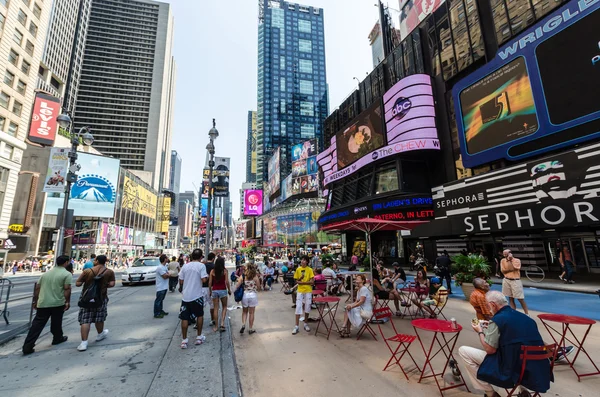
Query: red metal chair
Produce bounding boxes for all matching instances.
[356,297,379,341]
[375,306,419,380]
[505,344,557,397]
[430,289,449,320]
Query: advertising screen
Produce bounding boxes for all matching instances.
[27,92,61,146]
[121,176,158,219]
[213,157,230,197]
[43,148,69,194]
[201,198,208,217]
[453,1,600,168]
[267,147,281,197]
[291,139,317,162]
[45,153,120,218]
[335,101,385,169]
[399,0,446,39]
[244,189,263,216]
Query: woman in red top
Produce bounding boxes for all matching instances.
[209,257,231,332]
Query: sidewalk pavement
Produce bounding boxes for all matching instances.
[0,284,241,397]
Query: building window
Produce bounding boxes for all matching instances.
[0,167,9,213]
[299,79,313,95]
[280,99,286,113]
[299,39,312,53]
[300,123,314,138]
[21,60,30,75]
[300,101,314,116]
[0,115,4,132]
[0,0,7,7]
[375,167,399,194]
[3,70,14,87]
[0,91,8,108]
[25,40,34,55]
[17,9,27,26]
[280,55,285,69]
[33,3,42,19]
[299,59,312,73]
[401,160,429,193]
[0,13,5,31]
[8,49,18,66]
[2,144,13,159]
[12,100,22,116]
[16,79,25,95]
[280,77,285,91]
[13,29,23,45]
[7,122,17,137]
[28,21,37,37]
[298,19,311,33]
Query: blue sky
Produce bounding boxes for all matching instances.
[169,0,383,218]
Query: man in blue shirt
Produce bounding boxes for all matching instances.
[82,254,95,270]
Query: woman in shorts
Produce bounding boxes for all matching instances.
[234,263,259,334]
[209,257,231,333]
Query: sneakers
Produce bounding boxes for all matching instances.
[304,323,311,332]
[96,329,109,342]
[555,345,575,362]
[195,335,206,345]
[209,320,215,326]
[154,313,165,319]
[77,341,88,352]
[292,326,299,335]
[558,275,564,281]
[299,316,305,322]
[181,338,188,349]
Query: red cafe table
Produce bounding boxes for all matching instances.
[538,313,599,381]
[313,296,341,340]
[412,319,470,397]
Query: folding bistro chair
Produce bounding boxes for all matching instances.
[375,307,419,380]
[356,296,379,341]
[431,289,449,320]
[505,344,557,397]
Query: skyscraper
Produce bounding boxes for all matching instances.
[169,150,182,207]
[256,0,328,185]
[74,0,176,190]
[246,110,257,183]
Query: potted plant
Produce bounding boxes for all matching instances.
[451,254,491,300]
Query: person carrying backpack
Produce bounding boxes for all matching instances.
[75,254,115,352]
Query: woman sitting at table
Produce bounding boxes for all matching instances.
[332,263,341,273]
[411,269,431,306]
[339,274,372,337]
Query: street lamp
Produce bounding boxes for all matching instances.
[205,119,219,254]
[54,112,94,257]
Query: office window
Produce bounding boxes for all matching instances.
[299,59,312,73]
[299,80,313,95]
[505,0,534,37]
[280,55,285,69]
[0,116,4,132]
[0,14,4,31]
[375,167,399,194]
[7,122,17,137]
[449,0,472,72]
[16,79,26,95]
[281,121,286,136]
[2,144,13,159]
[298,19,311,33]
[12,100,22,116]
[0,91,8,108]
[33,3,42,19]
[280,99,286,113]
[532,0,565,20]
[28,21,37,37]
[299,39,312,53]
[21,60,30,75]
[13,29,23,45]
[4,70,14,87]
[466,0,484,62]
[0,167,9,213]
[25,40,34,55]
[300,101,314,116]
[300,123,314,138]
[0,0,7,7]
[280,77,285,91]
[17,9,27,26]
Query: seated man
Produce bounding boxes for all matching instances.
[470,278,493,321]
[322,262,340,295]
[263,262,275,290]
[372,265,402,315]
[418,277,447,318]
[459,290,572,397]
[390,262,407,290]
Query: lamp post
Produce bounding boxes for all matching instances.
[54,113,94,257]
[205,119,219,254]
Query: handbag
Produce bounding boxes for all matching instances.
[234,274,245,303]
[360,308,373,320]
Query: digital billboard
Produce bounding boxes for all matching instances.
[335,101,385,169]
[399,0,446,39]
[453,1,600,168]
[267,147,281,197]
[43,148,68,194]
[27,92,61,146]
[45,153,120,218]
[121,176,158,219]
[213,157,230,197]
[291,139,317,162]
[244,189,263,216]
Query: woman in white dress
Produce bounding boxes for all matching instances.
[339,274,372,337]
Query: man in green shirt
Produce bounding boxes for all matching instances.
[22,255,72,355]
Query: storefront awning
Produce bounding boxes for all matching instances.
[319,218,428,233]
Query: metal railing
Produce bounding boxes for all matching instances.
[0,278,13,325]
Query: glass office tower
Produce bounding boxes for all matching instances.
[256,0,328,186]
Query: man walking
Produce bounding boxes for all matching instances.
[292,255,314,335]
[203,252,216,327]
[75,255,115,352]
[168,256,180,292]
[154,254,170,318]
[22,255,72,355]
[82,254,95,270]
[500,249,529,315]
[435,250,453,294]
[178,248,208,348]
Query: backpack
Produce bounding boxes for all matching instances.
[234,274,245,303]
[78,267,108,308]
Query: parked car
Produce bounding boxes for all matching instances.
[122,257,160,286]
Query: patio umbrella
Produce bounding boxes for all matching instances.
[320,218,428,276]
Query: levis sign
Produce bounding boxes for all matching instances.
[27,93,61,146]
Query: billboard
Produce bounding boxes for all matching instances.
[399,0,446,39]
[122,176,158,219]
[27,92,61,146]
[214,207,222,227]
[267,147,281,197]
[202,168,210,198]
[335,101,385,169]
[201,198,208,217]
[453,1,600,168]
[291,139,317,162]
[243,189,263,216]
[213,157,230,197]
[42,148,68,193]
[156,196,170,233]
[45,153,120,218]
[383,74,439,148]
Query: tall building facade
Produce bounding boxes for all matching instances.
[256,0,328,185]
[246,110,257,183]
[169,149,181,207]
[38,0,92,113]
[0,0,53,243]
[74,0,176,190]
